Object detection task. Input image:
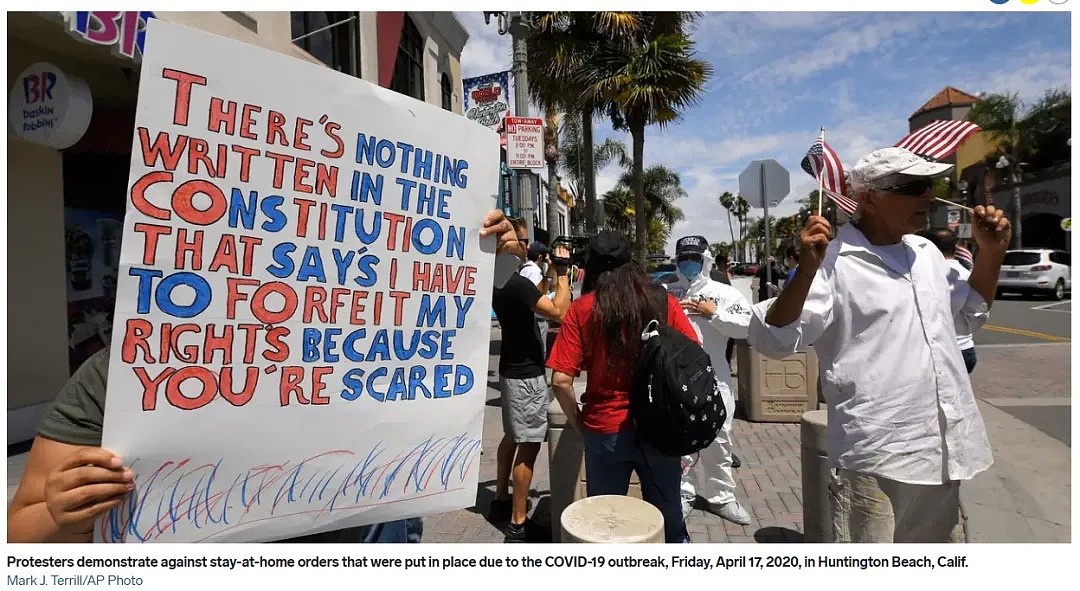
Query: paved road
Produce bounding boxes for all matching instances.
[744,275,1070,345]
[975,296,1071,345]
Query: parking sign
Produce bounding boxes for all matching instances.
[505,116,544,170]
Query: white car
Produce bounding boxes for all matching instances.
[997,249,1071,300]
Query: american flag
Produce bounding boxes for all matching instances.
[894,120,981,160]
[801,132,857,215]
[956,244,974,267]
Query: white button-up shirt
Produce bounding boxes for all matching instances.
[748,223,993,485]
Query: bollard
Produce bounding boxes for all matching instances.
[547,398,583,543]
[561,495,665,543]
[800,409,833,542]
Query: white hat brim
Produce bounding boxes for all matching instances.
[897,159,953,178]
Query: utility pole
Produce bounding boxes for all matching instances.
[485,11,535,241]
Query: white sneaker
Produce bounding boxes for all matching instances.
[705,501,752,525]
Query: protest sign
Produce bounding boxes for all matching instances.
[99,19,501,543]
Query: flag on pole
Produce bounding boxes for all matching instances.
[894,120,981,160]
[822,189,859,216]
[801,133,856,215]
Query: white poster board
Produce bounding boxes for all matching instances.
[505,116,544,170]
[99,19,500,543]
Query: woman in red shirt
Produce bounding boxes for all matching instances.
[547,231,701,543]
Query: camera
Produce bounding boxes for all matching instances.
[551,235,590,268]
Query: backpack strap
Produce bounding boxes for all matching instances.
[641,284,669,341]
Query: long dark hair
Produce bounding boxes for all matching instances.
[587,261,666,364]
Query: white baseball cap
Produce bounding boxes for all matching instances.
[849,147,953,190]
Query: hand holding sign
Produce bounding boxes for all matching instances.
[971,205,1012,254]
[45,448,134,537]
[482,209,524,259]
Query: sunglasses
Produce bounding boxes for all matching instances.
[877,179,933,196]
[676,254,704,263]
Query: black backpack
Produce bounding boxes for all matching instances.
[629,293,727,457]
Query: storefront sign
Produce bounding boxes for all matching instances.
[505,116,544,170]
[62,11,156,60]
[947,208,961,229]
[8,62,93,149]
[462,71,510,130]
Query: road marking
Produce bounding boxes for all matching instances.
[982,397,1071,407]
[981,324,1071,342]
[976,342,1071,349]
[1031,300,1071,312]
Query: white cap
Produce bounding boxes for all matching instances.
[849,147,953,190]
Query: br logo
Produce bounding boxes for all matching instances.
[22,71,57,105]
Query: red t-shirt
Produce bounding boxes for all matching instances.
[546,292,701,434]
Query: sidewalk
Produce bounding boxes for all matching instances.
[422,326,804,543]
[6,338,1067,544]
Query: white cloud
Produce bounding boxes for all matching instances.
[456,12,512,79]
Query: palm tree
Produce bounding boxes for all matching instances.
[718,191,737,250]
[582,12,712,260]
[601,163,687,251]
[733,195,750,262]
[543,106,563,238]
[558,115,628,233]
[527,11,642,234]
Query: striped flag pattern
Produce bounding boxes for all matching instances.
[956,244,974,267]
[801,133,846,195]
[894,120,981,160]
[823,188,859,216]
[801,132,858,215]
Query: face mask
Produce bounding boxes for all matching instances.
[678,261,703,281]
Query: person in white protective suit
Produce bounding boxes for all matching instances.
[665,235,754,525]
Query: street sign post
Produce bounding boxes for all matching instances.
[739,159,791,290]
[505,116,544,170]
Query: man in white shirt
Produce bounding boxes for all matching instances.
[918,228,978,373]
[520,242,550,286]
[748,147,1012,543]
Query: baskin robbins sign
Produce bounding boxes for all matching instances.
[62,11,157,61]
[8,62,93,149]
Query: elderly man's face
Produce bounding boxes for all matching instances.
[861,177,935,236]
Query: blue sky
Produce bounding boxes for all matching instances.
[456,11,1071,252]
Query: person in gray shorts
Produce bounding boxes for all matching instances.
[490,221,572,542]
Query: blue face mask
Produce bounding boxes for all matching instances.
[678,261,703,281]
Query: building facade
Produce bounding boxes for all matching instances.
[6,11,469,444]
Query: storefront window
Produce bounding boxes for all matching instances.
[441,73,453,111]
[390,16,424,101]
[291,12,358,77]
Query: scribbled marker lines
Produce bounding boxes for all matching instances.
[100,435,481,543]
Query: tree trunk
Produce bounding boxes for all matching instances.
[581,107,597,233]
[630,119,647,263]
[726,211,736,258]
[546,158,561,240]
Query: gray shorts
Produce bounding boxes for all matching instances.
[499,375,549,443]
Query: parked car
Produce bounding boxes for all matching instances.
[997,249,1071,300]
[648,263,677,284]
